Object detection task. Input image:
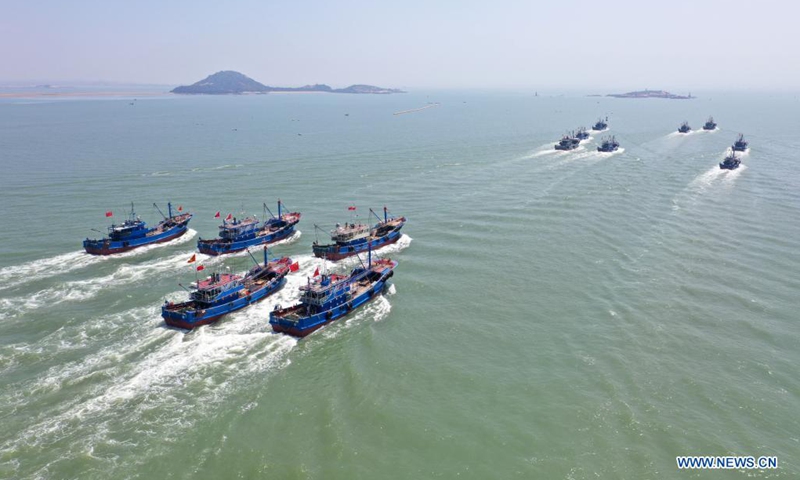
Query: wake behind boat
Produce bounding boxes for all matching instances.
[83,202,192,255]
[270,251,397,337]
[312,206,406,261]
[162,247,297,330]
[197,200,301,256]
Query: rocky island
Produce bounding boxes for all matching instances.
[606,89,693,99]
[171,71,405,95]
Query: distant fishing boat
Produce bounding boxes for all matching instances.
[702,116,717,130]
[270,249,397,337]
[312,207,406,261]
[719,149,741,170]
[554,133,580,151]
[575,127,590,140]
[732,133,749,152]
[592,117,608,131]
[83,202,192,255]
[198,200,300,256]
[162,247,296,329]
[678,121,692,133]
[596,135,620,152]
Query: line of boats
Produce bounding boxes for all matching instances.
[550,115,749,170]
[554,117,620,153]
[83,202,408,337]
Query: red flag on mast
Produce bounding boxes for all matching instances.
[347,206,356,211]
[225,213,232,221]
[313,267,320,277]
[290,262,300,272]
[188,254,196,264]
[196,265,205,272]
[105,211,113,217]
[214,211,220,218]
[178,205,183,212]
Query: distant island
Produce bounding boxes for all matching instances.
[606,89,693,99]
[171,71,405,95]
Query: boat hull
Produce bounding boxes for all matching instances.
[719,162,741,170]
[198,225,296,256]
[162,277,287,329]
[83,223,190,255]
[313,229,401,261]
[270,270,393,337]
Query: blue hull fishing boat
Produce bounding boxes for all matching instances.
[83,202,192,255]
[162,247,297,330]
[270,251,397,337]
[554,134,580,151]
[312,207,406,261]
[597,135,620,152]
[719,150,741,170]
[678,121,692,133]
[732,133,748,152]
[197,200,301,256]
[575,127,590,140]
[592,117,609,131]
[703,116,717,130]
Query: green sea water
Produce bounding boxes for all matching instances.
[0,90,799,479]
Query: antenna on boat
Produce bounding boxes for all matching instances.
[177,283,192,293]
[278,199,282,218]
[263,245,269,265]
[368,239,372,268]
[384,206,388,223]
[246,247,260,267]
[153,203,167,220]
[264,202,276,219]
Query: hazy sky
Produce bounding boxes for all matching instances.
[2,0,798,90]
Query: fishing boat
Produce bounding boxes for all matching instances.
[197,200,301,256]
[592,117,608,131]
[678,121,692,133]
[270,249,397,337]
[702,116,717,130]
[312,207,406,261]
[597,135,620,152]
[719,149,741,170]
[554,134,580,151]
[575,127,590,141]
[162,247,296,329]
[732,133,748,152]
[83,202,192,255]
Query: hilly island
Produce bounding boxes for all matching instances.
[171,71,405,95]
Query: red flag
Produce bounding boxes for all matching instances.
[313,267,320,277]
[348,206,356,211]
[226,213,232,221]
[214,211,220,218]
[290,262,299,272]
[178,205,183,212]
[105,211,113,217]
[188,254,196,264]
[197,265,205,271]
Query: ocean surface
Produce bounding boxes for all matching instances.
[1,89,798,479]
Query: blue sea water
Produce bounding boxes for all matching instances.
[0,89,799,478]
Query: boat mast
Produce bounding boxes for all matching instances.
[278,199,282,218]
[384,206,388,223]
[153,203,167,220]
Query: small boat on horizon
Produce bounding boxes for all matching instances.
[312,206,406,261]
[197,200,301,256]
[678,121,692,134]
[162,247,296,330]
[732,133,749,152]
[719,149,741,170]
[270,250,397,337]
[592,117,609,131]
[597,135,620,152]
[83,202,192,255]
[702,116,717,130]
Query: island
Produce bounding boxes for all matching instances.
[606,89,693,99]
[171,71,405,95]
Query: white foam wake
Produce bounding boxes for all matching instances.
[0,229,197,292]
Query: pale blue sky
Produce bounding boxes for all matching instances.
[2,0,797,89]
